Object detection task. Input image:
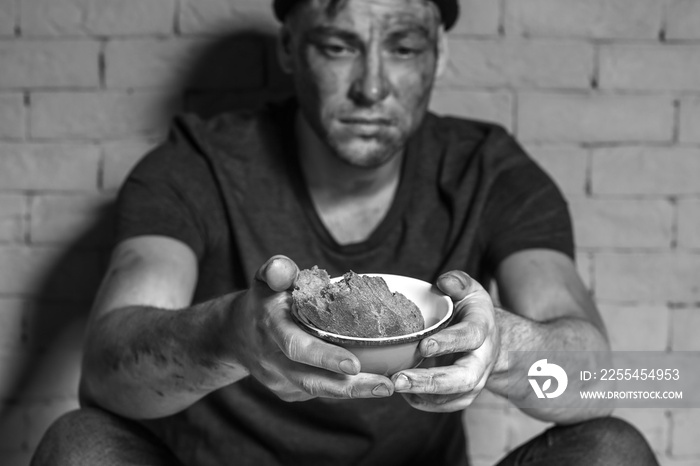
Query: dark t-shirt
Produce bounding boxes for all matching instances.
[116,99,573,466]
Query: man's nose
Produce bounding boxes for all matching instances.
[350,51,390,105]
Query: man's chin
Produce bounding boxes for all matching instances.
[332,139,400,168]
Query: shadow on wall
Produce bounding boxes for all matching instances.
[0,29,291,452]
[181,30,294,117]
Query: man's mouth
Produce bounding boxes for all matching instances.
[339,117,393,135]
[339,117,393,126]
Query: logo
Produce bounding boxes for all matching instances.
[528,359,568,399]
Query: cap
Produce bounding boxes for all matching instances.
[273,0,459,31]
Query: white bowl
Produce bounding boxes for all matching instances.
[291,274,454,376]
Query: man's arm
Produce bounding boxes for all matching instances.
[80,236,396,420]
[79,235,247,419]
[391,249,611,424]
[486,249,611,421]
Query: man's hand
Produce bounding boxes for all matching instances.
[390,271,499,412]
[225,255,395,402]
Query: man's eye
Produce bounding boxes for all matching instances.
[392,47,421,58]
[319,44,357,57]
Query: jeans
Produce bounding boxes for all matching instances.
[495,416,659,466]
[31,407,658,466]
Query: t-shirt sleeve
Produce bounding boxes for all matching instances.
[481,150,575,273]
[114,142,207,259]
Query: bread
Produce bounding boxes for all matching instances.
[292,266,425,338]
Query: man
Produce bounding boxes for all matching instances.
[33,0,658,465]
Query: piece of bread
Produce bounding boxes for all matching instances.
[292,266,425,338]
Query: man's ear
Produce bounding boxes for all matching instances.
[277,26,294,74]
[435,27,449,79]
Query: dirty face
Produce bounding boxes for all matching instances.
[282,0,443,168]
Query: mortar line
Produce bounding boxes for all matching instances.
[499,0,507,36]
[174,0,182,36]
[669,196,679,251]
[672,97,681,143]
[665,303,673,353]
[22,91,30,142]
[98,40,107,90]
[14,0,21,37]
[585,37,595,84]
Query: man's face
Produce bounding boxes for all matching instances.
[283,0,442,168]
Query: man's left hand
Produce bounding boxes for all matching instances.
[390,271,500,412]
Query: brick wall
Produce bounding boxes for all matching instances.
[0,1,698,465]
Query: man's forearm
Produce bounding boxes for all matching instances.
[486,307,611,423]
[80,293,248,420]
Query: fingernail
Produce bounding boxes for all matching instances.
[372,384,391,397]
[424,339,438,357]
[339,359,358,375]
[394,374,410,391]
[263,257,276,275]
[445,274,467,291]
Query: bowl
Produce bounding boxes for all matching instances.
[291,273,454,376]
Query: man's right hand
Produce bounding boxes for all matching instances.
[81,239,394,420]
[223,255,395,401]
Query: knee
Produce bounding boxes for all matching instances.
[31,408,125,466]
[32,409,84,466]
[578,416,658,465]
[589,416,649,447]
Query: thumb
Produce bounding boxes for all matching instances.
[436,271,486,301]
[254,255,299,293]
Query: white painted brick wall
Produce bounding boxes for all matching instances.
[463,408,509,458]
[0,195,26,243]
[21,0,177,36]
[524,145,589,196]
[671,410,700,456]
[504,0,663,39]
[591,147,700,196]
[671,308,700,351]
[0,1,16,36]
[568,198,674,249]
[600,45,700,92]
[0,93,25,139]
[444,39,594,89]
[662,459,700,466]
[101,139,159,191]
[0,1,698,465]
[29,194,115,246]
[665,0,700,40]
[0,41,100,89]
[0,144,100,191]
[614,408,668,455]
[29,91,180,140]
[517,93,675,143]
[598,304,670,351]
[430,88,513,130]
[179,0,278,35]
[677,199,700,249]
[679,97,700,143]
[595,253,700,303]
